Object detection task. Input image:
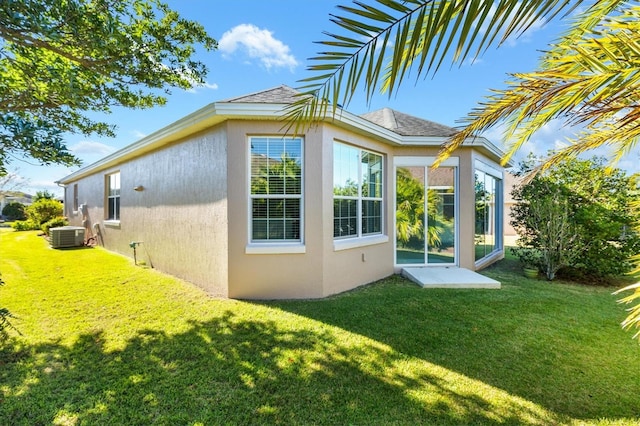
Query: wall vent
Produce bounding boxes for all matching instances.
[50,226,85,249]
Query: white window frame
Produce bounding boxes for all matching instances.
[333,142,385,250]
[393,156,460,266]
[105,172,120,224]
[246,136,305,254]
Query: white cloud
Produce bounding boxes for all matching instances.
[480,118,576,166]
[69,141,116,156]
[199,82,219,90]
[131,130,147,139]
[480,119,639,175]
[219,24,298,71]
[184,80,219,94]
[479,3,547,48]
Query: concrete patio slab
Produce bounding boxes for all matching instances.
[401,267,501,289]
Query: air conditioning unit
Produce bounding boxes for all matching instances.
[50,226,85,248]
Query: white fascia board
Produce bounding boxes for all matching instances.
[396,135,450,145]
[460,135,510,165]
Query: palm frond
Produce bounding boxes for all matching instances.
[614,281,640,340]
[284,0,586,134]
[440,0,636,169]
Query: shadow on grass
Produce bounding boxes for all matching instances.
[1,311,558,425]
[262,271,640,423]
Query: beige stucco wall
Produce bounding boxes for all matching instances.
[225,120,325,299]
[65,126,229,297]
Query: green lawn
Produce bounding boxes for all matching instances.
[0,229,638,425]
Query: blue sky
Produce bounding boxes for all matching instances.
[10,0,638,196]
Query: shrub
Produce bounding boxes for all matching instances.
[41,216,69,235]
[11,219,40,231]
[27,198,63,225]
[1,201,27,220]
[511,156,639,281]
[0,274,12,342]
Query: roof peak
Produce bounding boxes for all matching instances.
[360,107,458,138]
[221,85,300,104]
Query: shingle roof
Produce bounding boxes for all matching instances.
[222,85,301,104]
[360,107,458,137]
[223,85,458,138]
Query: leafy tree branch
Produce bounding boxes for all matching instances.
[0,0,217,174]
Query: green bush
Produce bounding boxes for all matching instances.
[511,156,639,281]
[41,216,69,235]
[27,198,63,225]
[1,202,27,221]
[11,219,40,231]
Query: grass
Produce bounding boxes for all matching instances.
[0,229,638,425]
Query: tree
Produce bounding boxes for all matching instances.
[395,167,448,251]
[396,167,425,247]
[0,169,28,193]
[287,0,640,338]
[511,167,578,281]
[0,169,29,209]
[287,0,635,172]
[0,0,216,175]
[33,190,55,202]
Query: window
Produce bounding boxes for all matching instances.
[474,163,502,261]
[106,172,120,221]
[250,137,303,242]
[334,142,383,239]
[73,184,78,212]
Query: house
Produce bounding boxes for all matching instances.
[57,85,506,299]
[0,192,33,216]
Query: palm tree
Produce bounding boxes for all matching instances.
[285,0,639,338]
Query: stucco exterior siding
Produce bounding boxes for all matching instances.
[66,126,229,297]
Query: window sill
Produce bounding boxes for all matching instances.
[103,220,121,229]
[475,248,503,269]
[334,234,388,251]
[245,243,306,254]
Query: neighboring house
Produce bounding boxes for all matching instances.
[503,171,522,245]
[0,192,33,215]
[57,85,507,299]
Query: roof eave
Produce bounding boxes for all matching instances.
[58,102,509,184]
[57,102,292,184]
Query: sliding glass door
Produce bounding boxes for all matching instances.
[395,158,457,266]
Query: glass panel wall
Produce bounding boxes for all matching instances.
[396,166,426,264]
[427,167,456,263]
[395,165,457,265]
[474,169,501,261]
